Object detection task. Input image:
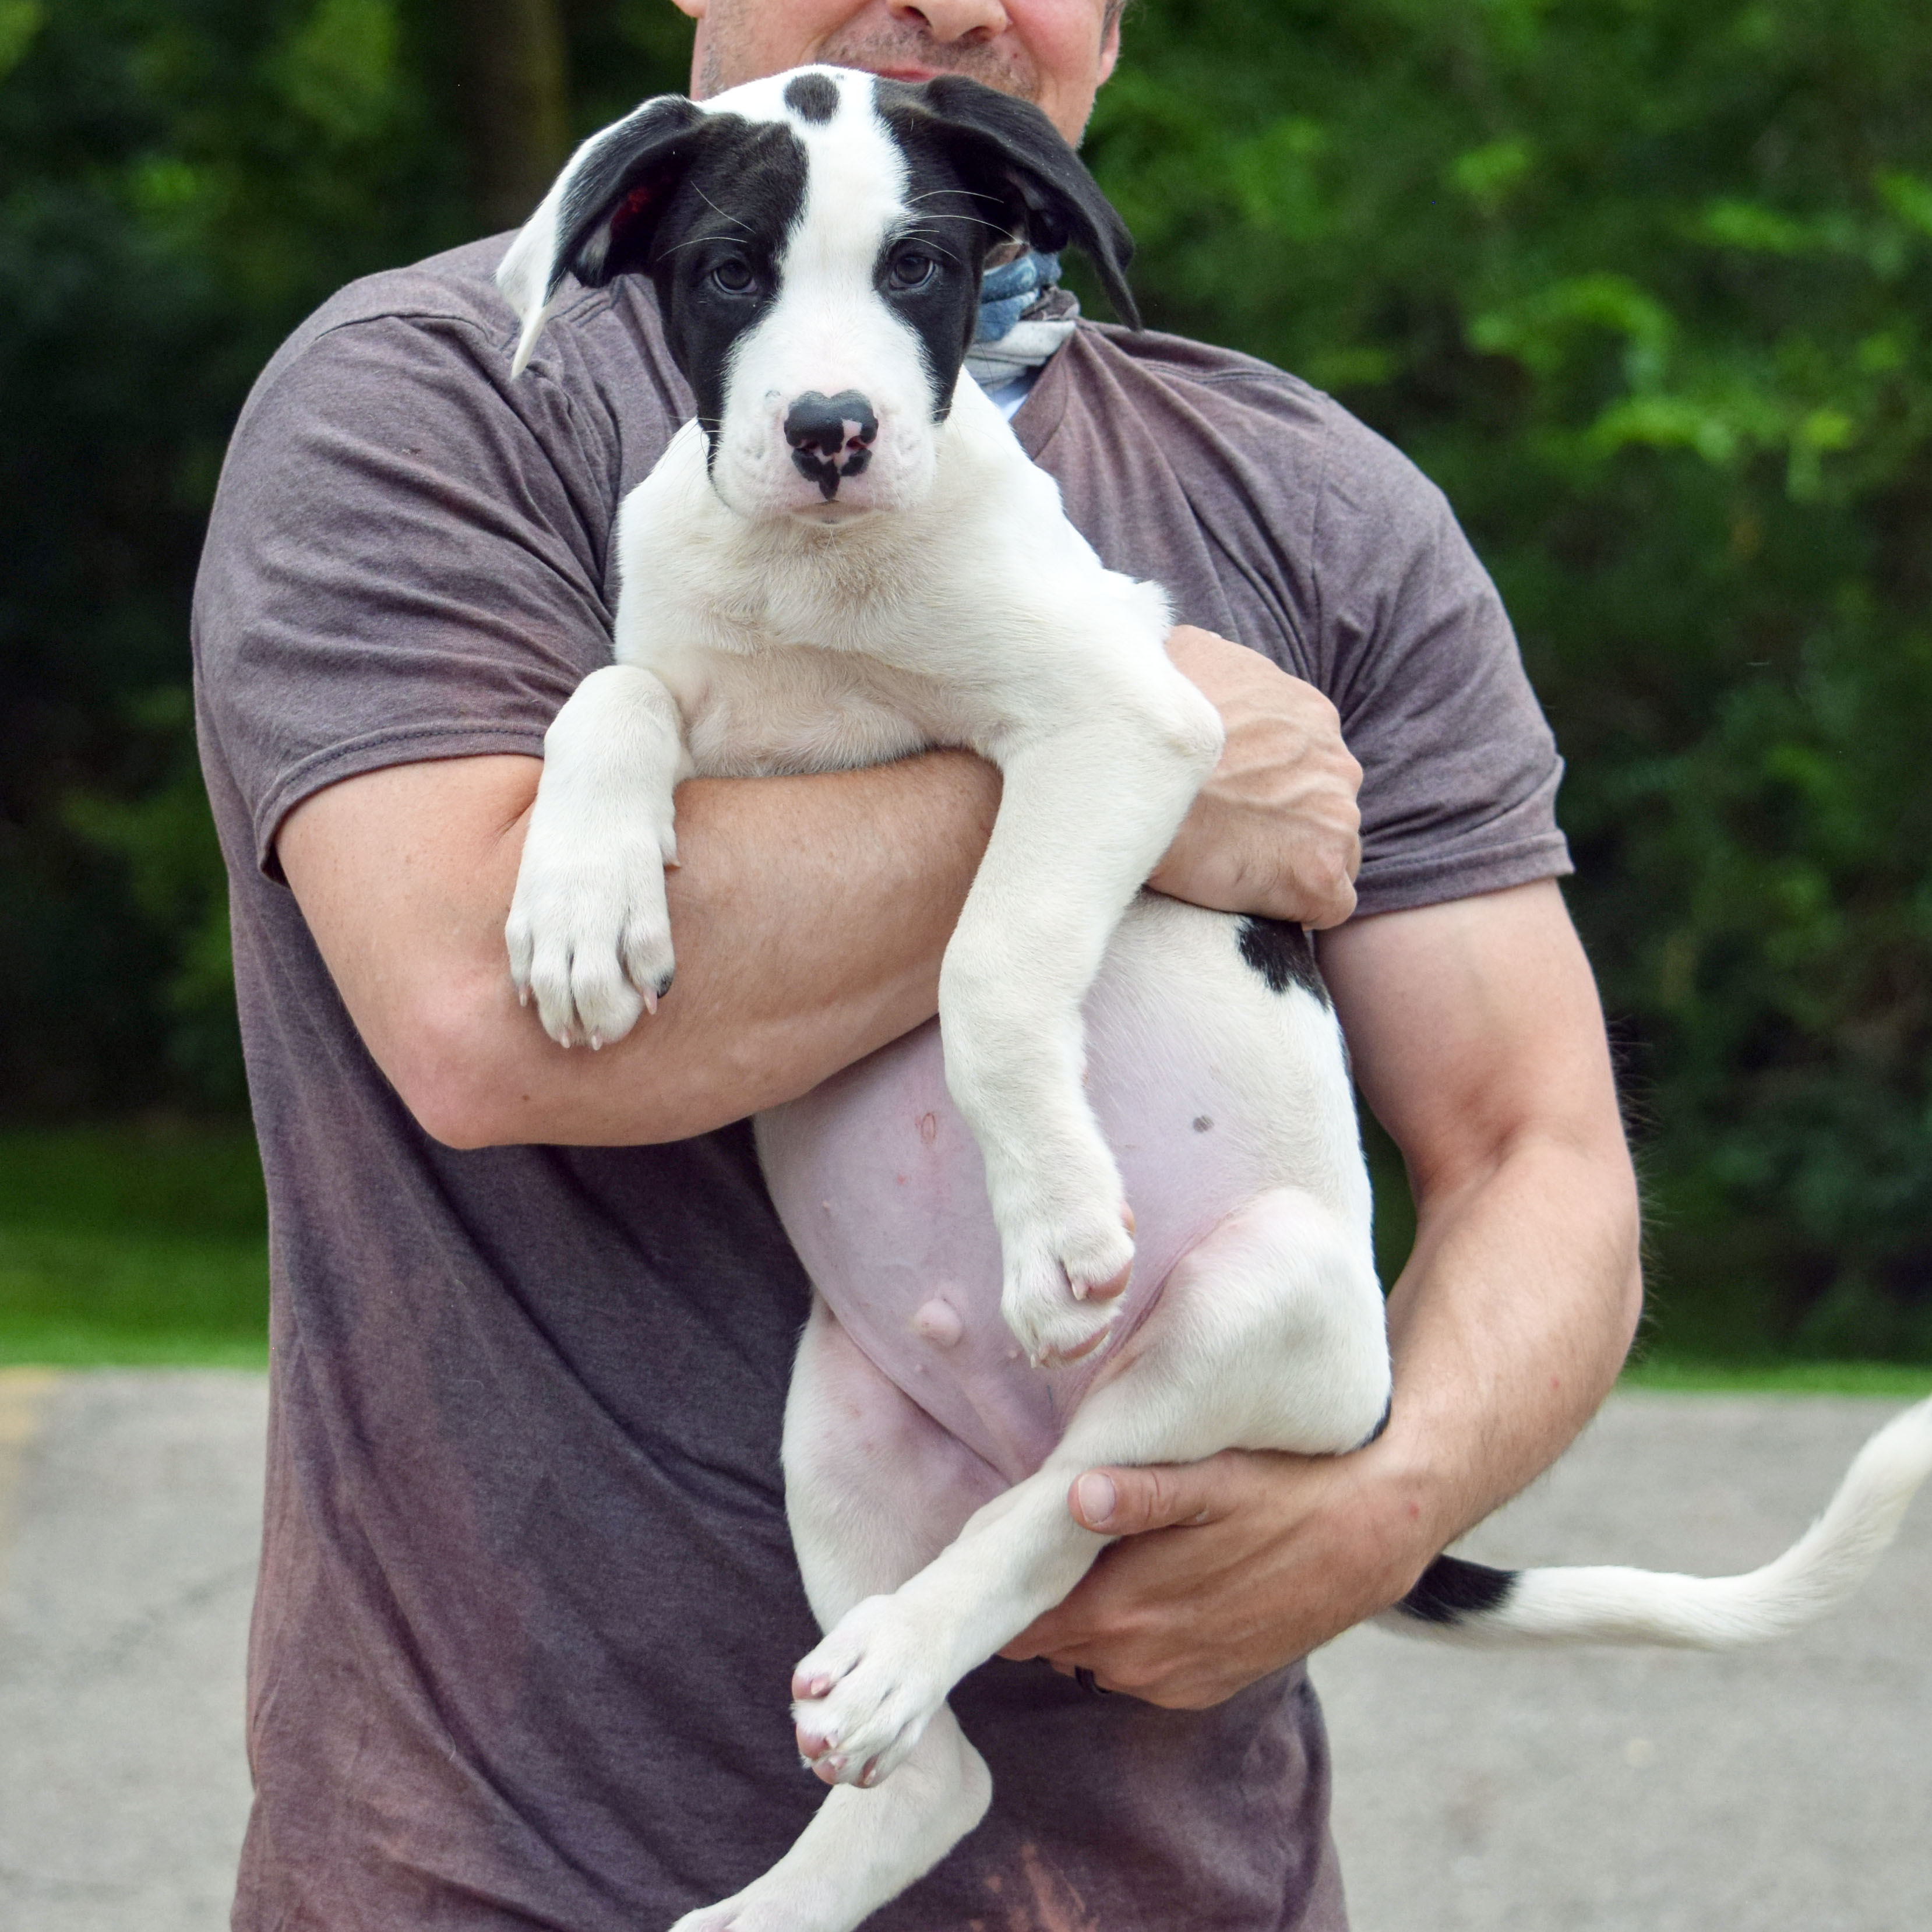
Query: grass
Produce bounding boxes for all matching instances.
[1619,1356,1932,1399]
[0,1123,269,1367]
[0,1124,1928,1394]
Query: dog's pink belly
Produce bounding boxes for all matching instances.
[757,1011,1267,1486]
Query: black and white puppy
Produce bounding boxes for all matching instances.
[498,66,1932,1932]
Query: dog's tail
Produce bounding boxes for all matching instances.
[1379,1394,1932,1649]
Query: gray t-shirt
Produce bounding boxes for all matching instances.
[193,235,1568,1932]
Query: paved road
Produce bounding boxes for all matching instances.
[0,1373,1926,1931]
[0,1372,260,1932]
[1312,1394,1932,1931]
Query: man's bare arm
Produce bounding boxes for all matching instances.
[1000,879,1644,1704]
[1325,879,1644,1543]
[276,626,1358,1150]
[278,749,1002,1149]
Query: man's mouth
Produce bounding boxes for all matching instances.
[813,33,1041,103]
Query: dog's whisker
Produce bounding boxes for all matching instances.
[890,227,967,267]
[691,184,754,233]
[901,185,1006,210]
[657,231,755,259]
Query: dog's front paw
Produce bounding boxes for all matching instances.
[506,820,675,1050]
[791,1596,950,1790]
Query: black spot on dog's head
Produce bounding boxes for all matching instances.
[513,94,813,448]
[784,70,840,122]
[1236,917,1331,1007]
[865,76,1139,421]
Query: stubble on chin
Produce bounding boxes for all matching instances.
[693,6,1041,103]
[817,24,1041,100]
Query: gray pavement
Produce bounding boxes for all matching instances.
[0,1371,262,1932]
[1313,1393,1932,1930]
[0,1374,1926,1931]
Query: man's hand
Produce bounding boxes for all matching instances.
[1003,880,1643,1704]
[1150,626,1362,929]
[1000,1444,1434,1706]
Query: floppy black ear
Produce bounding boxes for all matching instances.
[498,94,710,374]
[888,76,1141,331]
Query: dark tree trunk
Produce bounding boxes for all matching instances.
[454,0,573,232]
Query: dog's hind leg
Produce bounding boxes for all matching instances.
[669,1296,1002,1932]
[791,1187,1391,1790]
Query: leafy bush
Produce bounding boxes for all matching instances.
[1081,1,1932,1360]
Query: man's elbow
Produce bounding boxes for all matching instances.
[373,973,722,1150]
[379,983,521,1151]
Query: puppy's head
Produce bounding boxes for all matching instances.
[498,66,1137,526]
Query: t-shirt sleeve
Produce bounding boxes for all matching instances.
[193,309,622,879]
[1311,417,1571,918]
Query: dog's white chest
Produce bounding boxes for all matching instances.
[649,640,950,780]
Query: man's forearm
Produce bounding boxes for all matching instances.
[279,749,1000,1147]
[1372,1123,1642,1566]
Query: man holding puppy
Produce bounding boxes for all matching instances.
[195,1,1641,1926]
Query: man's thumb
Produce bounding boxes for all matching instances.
[1070,1464,1221,1535]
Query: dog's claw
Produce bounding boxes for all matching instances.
[1030,1321,1115,1370]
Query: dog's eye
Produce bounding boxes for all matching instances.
[710,256,757,295]
[886,247,937,293]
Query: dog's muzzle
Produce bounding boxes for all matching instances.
[784,390,879,500]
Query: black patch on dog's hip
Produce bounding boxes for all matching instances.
[1396,1554,1518,1626]
[1235,917,1330,1007]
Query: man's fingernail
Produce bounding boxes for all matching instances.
[1077,1473,1117,1527]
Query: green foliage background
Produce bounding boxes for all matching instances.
[1,1,1927,1362]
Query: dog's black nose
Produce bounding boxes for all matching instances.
[784,390,877,457]
[784,391,878,499]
